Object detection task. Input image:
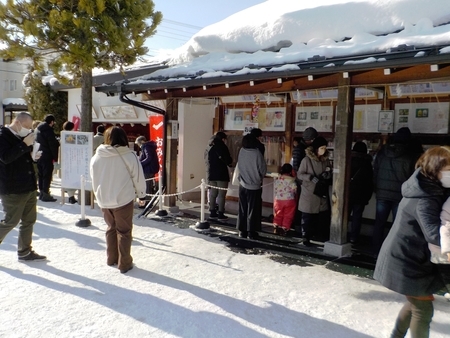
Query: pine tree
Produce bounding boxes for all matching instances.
[0,0,162,132]
[23,70,68,135]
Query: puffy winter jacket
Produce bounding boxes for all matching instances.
[35,122,60,161]
[207,138,232,182]
[374,169,446,296]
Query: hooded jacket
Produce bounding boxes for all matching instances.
[139,141,159,175]
[373,142,419,202]
[297,147,332,214]
[374,168,446,296]
[292,138,308,172]
[90,144,146,209]
[237,148,266,190]
[0,126,37,195]
[206,137,232,182]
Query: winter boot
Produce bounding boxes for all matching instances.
[68,196,78,204]
[41,192,57,202]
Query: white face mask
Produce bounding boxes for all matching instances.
[17,122,32,138]
[440,171,450,188]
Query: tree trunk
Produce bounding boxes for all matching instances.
[80,69,93,132]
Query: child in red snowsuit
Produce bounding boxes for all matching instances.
[273,163,298,235]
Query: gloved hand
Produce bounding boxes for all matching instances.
[310,175,319,184]
[320,171,331,180]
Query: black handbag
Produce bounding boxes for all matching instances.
[309,158,329,198]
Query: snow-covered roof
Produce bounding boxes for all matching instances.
[2,98,27,106]
[108,0,450,90]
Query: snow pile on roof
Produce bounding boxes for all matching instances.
[138,0,450,81]
[2,98,27,106]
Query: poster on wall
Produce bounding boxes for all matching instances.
[294,106,333,132]
[394,102,449,133]
[224,107,286,131]
[352,104,382,132]
[378,110,394,133]
[60,131,93,190]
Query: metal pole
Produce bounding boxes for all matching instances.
[194,178,210,230]
[155,171,168,216]
[76,175,91,227]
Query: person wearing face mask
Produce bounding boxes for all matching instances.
[0,112,46,261]
[35,114,60,202]
[374,146,450,338]
[297,136,332,245]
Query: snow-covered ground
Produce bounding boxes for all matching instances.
[1,177,449,338]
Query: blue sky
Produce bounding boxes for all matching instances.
[145,0,266,55]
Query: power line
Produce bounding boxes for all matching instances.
[162,19,202,30]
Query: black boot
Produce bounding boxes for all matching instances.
[68,196,78,204]
[41,192,57,202]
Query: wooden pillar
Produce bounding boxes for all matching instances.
[165,97,178,207]
[284,100,294,163]
[324,77,354,257]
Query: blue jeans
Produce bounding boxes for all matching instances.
[373,199,399,255]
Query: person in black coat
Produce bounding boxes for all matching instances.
[372,127,422,254]
[374,146,450,338]
[292,127,318,172]
[0,112,46,261]
[135,136,159,199]
[36,114,60,202]
[348,141,373,243]
[206,131,232,220]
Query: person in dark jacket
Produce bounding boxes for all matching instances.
[374,146,450,338]
[0,112,46,261]
[372,127,421,255]
[206,131,232,221]
[236,134,267,239]
[36,114,60,202]
[135,136,159,199]
[250,128,265,156]
[292,127,318,172]
[348,141,373,243]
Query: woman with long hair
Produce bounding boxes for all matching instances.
[374,146,450,337]
[90,126,146,274]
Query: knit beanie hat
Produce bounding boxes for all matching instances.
[352,141,367,154]
[312,136,328,150]
[303,127,318,141]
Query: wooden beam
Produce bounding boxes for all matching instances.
[329,77,354,245]
[165,97,178,207]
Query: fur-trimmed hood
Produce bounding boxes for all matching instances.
[305,146,329,162]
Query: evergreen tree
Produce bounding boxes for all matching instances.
[23,70,68,135]
[0,0,162,132]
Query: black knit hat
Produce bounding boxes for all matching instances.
[312,136,328,150]
[303,127,318,141]
[352,141,367,154]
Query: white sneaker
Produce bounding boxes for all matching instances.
[444,293,450,300]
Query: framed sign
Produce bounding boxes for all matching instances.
[378,110,394,133]
[100,105,137,119]
[76,105,98,119]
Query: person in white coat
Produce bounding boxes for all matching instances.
[90,126,146,274]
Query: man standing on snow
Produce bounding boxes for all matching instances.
[0,112,46,261]
[36,114,60,202]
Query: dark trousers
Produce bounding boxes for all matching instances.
[301,210,331,241]
[373,199,399,254]
[0,191,37,256]
[37,158,54,194]
[349,203,366,242]
[391,296,434,338]
[144,172,155,199]
[236,186,262,234]
[102,201,134,271]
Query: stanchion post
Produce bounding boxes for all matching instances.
[76,175,91,227]
[155,170,168,217]
[195,179,210,230]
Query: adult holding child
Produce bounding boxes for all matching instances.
[374,146,450,338]
[90,126,146,274]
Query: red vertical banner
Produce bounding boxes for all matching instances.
[71,115,80,131]
[149,115,164,180]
